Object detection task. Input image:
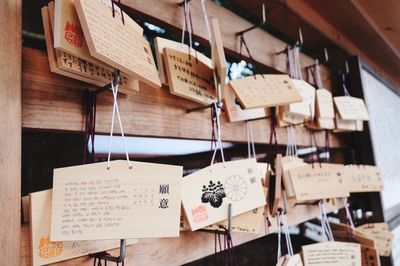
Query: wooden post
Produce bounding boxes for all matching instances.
[0,0,22,264]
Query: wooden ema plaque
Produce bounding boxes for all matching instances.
[42,3,138,94]
[301,241,362,266]
[229,74,302,109]
[316,88,335,129]
[334,114,364,132]
[357,224,394,256]
[289,163,350,201]
[30,189,137,266]
[224,83,269,122]
[334,96,369,121]
[345,165,384,192]
[53,0,139,92]
[281,156,307,198]
[163,47,216,105]
[154,37,212,86]
[210,18,227,98]
[181,158,266,231]
[74,0,161,88]
[51,160,182,241]
[280,79,316,124]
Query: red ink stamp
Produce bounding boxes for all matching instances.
[64,22,83,47]
[191,205,208,223]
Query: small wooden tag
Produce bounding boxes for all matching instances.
[154,37,212,86]
[317,117,335,130]
[211,18,227,98]
[163,47,216,105]
[356,224,394,256]
[301,241,361,266]
[30,189,137,266]
[42,3,138,94]
[281,156,307,198]
[289,163,349,201]
[335,114,364,132]
[345,165,384,192]
[361,244,381,266]
[283,79,316,119]
[74,0,161,88]
[334,96,369,121]
[229,74,302,109]
[181,158,266,230]
[51,160,182,241]
[316,88,334,119]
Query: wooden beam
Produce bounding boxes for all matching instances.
[0,0,22,264]
[284,0,400,91]
[121,0,333,90]
[21,200,343,265]
[22,48,344,148]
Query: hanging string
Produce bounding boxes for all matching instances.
[293,46,303,80]
[341,73,351,96]
[343,198,355,229]
[200,0,212,45]
[246,121,256,159]
[83,90,97,164]
[276,214,282,261]
[107,71,132,169]
[287,47,295,79]
[314,60,323,89]
[210,102,226,167]
[285,125,298,157]
[181,0,196,59]
[318,200,334,241]
[239,35,254,62]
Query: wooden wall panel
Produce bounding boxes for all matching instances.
[0,0,22,265]
[22,48,343,147]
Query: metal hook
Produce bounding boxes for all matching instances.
[89,239,126,265]
[93,69,121,96]
[236,3,266,36]
[111,0,125,25]
[305,47,329,69]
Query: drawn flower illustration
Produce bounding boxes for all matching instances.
[224,175,247,201]
[201,181,226,208]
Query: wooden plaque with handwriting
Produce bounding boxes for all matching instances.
[182,159,266,230]
[230,74,302,109]
[316,88,334,119]
[357,225,394,256]
[74,0,161,88]
[42,3,138,93]
[163,47,216,105]
[302,241,361,266]
[345,165,384,192]
[30,189,137,266]
[289,164,349,201]
[224,83,269,122]
[154,37,212,86]
[51,160,182,241]
[334,96,369,121]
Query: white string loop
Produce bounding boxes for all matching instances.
[318,200,334,241]
[210,102,226,167]
[201,0,212,46]
[246,121,256,159]
[107,75,132,169]
[343,197,355,229]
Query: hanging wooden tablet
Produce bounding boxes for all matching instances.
[281,156,307,198]
[53,0,139,92]
[330,222,377,248]
[270,154,283,216]
[229,74,302,109]
[30,189,137,266]
[210,18,227,98]
[224,83,269,122]
[51,160,182,241]
[334,96,369,121]
[42,4,138,93]
[204,187,267,234]
[289,163,349,201]
[154,37,212,86]
[358,222,388,232]
[163,47,216,105]
[302,242,361,266]
[280,79,316,123]
[334,114,363,132]
[345,165,384,192]
[361,245,381,266]
[356,224,394,256]
[316,88,335,129]
[181,158,266,231]
[74,0,161,88]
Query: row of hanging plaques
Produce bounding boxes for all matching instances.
[41,0,369,133]
[32,0,386,265]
